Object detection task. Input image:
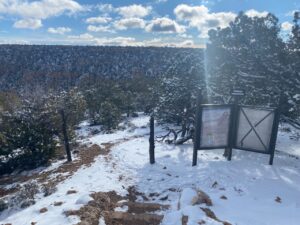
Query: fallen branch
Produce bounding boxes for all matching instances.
[281,116,300,130]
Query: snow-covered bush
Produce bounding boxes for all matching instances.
[0,100,57,174]
[10,181,39,209]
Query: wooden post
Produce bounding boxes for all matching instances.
[60,109,72,162]
[268,93,283,165]
[149,115,155,164]
[193,91,202,166]
[225,94,241,160]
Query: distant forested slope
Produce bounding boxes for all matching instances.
[0,45,203,90]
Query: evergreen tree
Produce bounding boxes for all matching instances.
[156,52,205,137]
[287,11,300,117]
[81,80,123,128]
[0,99,57,174]
[207,12,288,109]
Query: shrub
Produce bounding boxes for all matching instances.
[0,100,57,174]
[98,101,122,131]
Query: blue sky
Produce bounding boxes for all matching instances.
[0,0,299,47]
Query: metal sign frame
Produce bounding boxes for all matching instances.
[193,103,280,166]
[195,104,234,150]
[232,105,280,164]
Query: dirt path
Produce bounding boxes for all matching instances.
[0,136,141,199]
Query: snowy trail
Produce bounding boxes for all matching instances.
[1,115,300,225]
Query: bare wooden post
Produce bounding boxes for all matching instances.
[60,109,72,162]
[149,115,155,164]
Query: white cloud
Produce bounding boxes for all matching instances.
[175,39,194,48]
[117,4,152,18]
[96,4,114,13]
[0,0,84,19]
[67,33,139,46]
[87,25,115,33]
[146,17,185,33]
[86,16,111,24]
[73,33,94,40]
[99,36,137,46]
[114,18,145,30]
[13,18,42,29]
[175,4,209,21]
[281,21,293,31]
[66,33,201,48]
[174,4,236,38]
[142,38,201,48]
[0,0,84,29]
[245,9,268,18]
[48,27,71,34]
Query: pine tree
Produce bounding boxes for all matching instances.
[156,52,205,137]
[207,12,288,109]
[0,99,57,174]
[287,11,300,117]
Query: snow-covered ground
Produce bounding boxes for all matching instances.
[1,114,300,225]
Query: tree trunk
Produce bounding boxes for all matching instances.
[60,109,72,162]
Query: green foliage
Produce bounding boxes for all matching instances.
[156,53,205,134]
[206,12,298,116]
[0,88,87,174]
[81,79,124,126]
[0,100,57,174]
[97,101,122,131]
[286,11,300,118]
[47,88,86,137]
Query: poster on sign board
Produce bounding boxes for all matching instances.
[200,107,231,148]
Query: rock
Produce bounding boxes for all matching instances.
[159,195,168,201]
[54,201,63,206]
[182,215,189,225]
[220,195,227,200]
[193,190,213,206]
[179,188,213,209]
[122,202,169,214]
[275,196,282,203]
[39,207,48,213]
[212,181,218,188]
[104,211,163,225]
[66,190,77,195]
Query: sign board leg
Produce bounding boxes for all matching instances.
[227,147,232,161]
[269,153,275,165]
[192,147,198,166]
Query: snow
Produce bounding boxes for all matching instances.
[75,194,93,205]
[179,188,198,208]
[1,114,300,225]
